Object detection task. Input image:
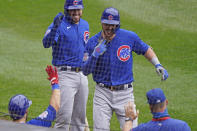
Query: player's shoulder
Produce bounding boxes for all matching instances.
[117,29,138,37]
[89,32,101,41]
[132,121,150,131]
[167,118,190,126]
[133,119,190,131]
[80,18,89,26]
[161,118,190,131]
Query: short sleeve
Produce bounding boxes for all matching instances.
[131,32,149,55]
[27,105,56,127]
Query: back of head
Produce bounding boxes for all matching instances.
[146,88,166,105]
[8,94,32,120]
[64,0,84,10]
[146,88,167,112]
[101,7,120,25]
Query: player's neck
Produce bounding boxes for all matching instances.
[13,113,27,123]
[14,117,26,123]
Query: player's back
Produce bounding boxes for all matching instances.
[133,118,191,131]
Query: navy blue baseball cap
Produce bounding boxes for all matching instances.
[101,7,120,25]
[146,88,166,105]
[64,0,84,10]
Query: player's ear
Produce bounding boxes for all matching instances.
[149,105,153,112]
[25,110,28,116]
[166,99,168,105]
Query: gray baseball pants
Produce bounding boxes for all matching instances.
[93,84,138,131]
[54,68,89,131]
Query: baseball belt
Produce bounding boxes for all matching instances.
[59,66,81,73]
[97,82,133,91]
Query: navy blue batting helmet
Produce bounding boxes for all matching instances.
[101,7,120,25]
[64,0,84,10]
[8,94,32,120]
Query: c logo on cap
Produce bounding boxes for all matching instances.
[73,0,78,5]
[108,15,113,20]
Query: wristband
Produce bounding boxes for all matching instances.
[155,64,162,68]
[125,117,133,122]
[150,57,160,66]
[52,84,60,90]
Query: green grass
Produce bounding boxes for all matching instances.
[100,0,197,33]
[0,0,197,130]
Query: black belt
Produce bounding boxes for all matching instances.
[97,83,133,91]
[60,66,81,73]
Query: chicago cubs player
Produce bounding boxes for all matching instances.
[123,88,191,131]
[8,65,60,127]
[42,0,89,130]
[82,7,169,130]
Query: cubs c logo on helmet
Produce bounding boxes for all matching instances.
[117,45,131,62]
[108,15,113,20]
[84,31,89,44]
[73,0,78,5]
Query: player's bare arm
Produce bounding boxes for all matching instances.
[45,65,60,112]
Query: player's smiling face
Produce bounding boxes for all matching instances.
[102,23,117,40]
[68,9,82,24]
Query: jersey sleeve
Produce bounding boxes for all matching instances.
[131,32,149,55]
[27,105,56,127]
[42,22,60,48]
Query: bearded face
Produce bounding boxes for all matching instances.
[102,23,117,40]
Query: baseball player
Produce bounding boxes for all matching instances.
[8,65,60,127]
[42,0,89,130]
[82,7,169,130]
[123,88,191,131]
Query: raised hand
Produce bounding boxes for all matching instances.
[53,12,64,28]
[45,65,58,85]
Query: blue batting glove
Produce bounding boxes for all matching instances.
[92,39,107,58]
[155,64,169,81]
[53,12,64,28]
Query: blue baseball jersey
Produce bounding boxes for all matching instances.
[83,29,149,86]
[27,105,56,127]
[43,16,89,67]
[132,118,191,131]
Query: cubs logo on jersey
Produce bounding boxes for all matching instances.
[117,45,131,62]
[84,31,89,44]
[38,111,48,119]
